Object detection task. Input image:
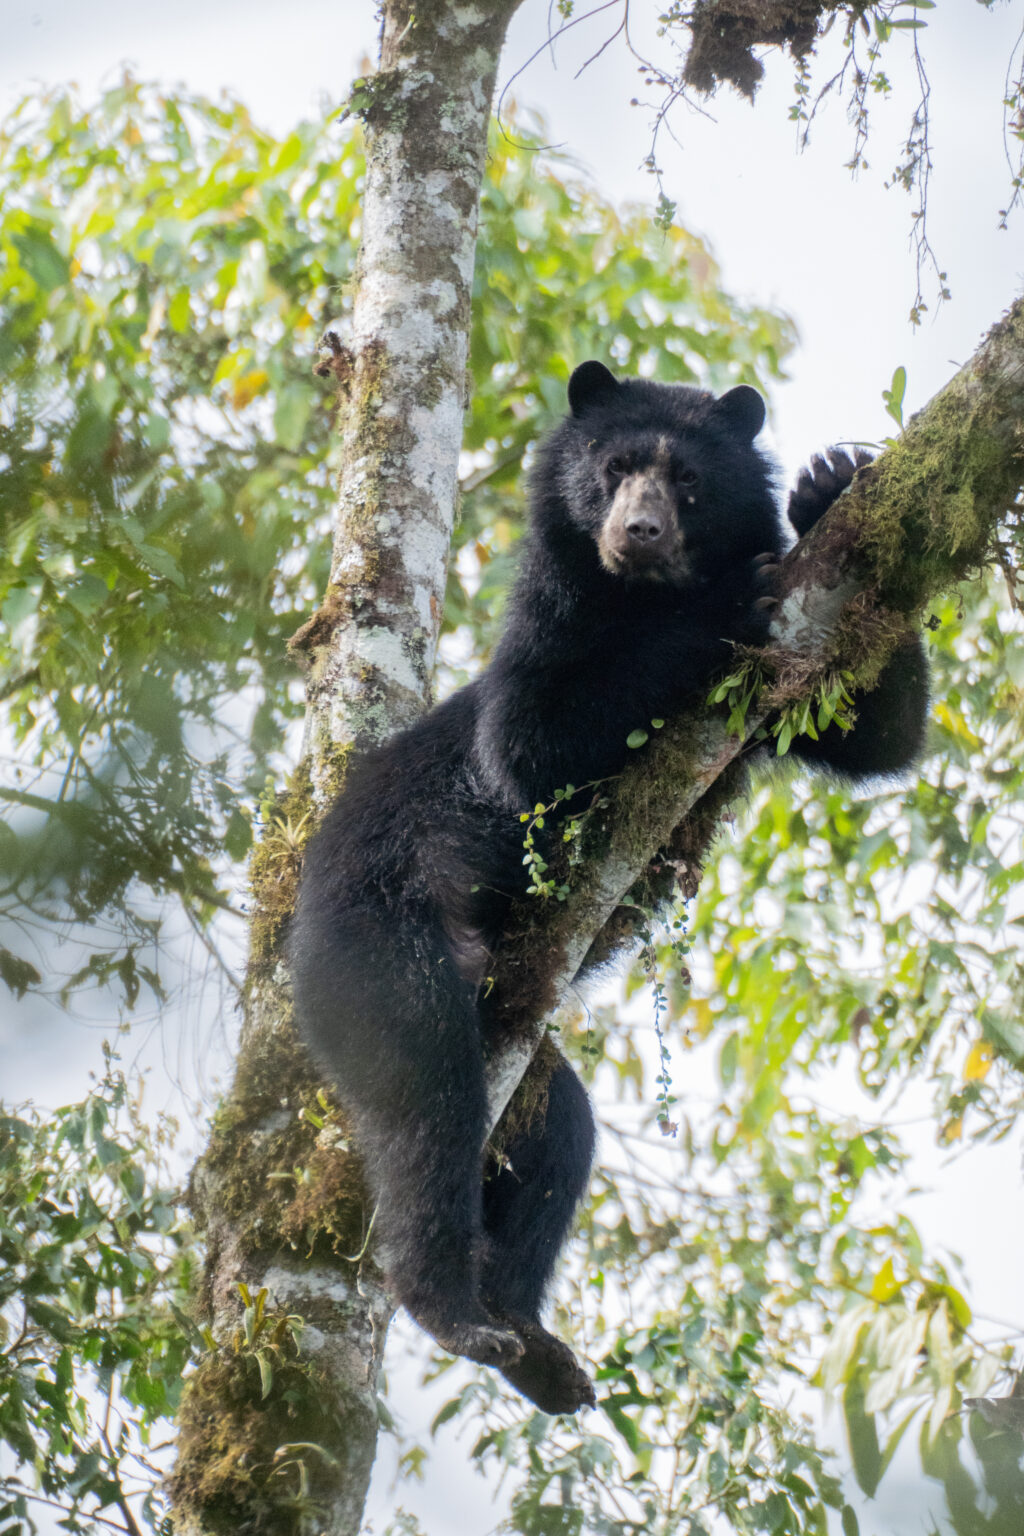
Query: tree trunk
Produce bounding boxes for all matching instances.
[171,5,521,1533]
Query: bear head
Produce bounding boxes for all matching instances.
[532,360,779,587]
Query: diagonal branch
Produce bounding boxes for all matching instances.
[482,297,1024,1127]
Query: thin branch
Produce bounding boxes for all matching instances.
[1001,19,1024,228]
[497,0,624,145]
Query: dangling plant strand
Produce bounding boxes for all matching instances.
[640,928,678,1138]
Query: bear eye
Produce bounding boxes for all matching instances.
[607,456,628,478]
[678,468,698,487]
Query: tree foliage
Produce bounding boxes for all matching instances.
[0,1053,194,1536]
[0,79,790,1008]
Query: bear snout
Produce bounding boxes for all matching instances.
[598,470,682,576]
[624,508,665,544]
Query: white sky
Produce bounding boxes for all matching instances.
[3,4,1024,1534]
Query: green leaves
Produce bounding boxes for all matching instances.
[882,363,907,431]
[9,222,71,292]
[843,1377,882,1498]
[0,1055,195,1534]
[0,82,794,1008]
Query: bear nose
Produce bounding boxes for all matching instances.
[625,512,664,543]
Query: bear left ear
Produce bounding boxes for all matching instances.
[713,384,766,441]
[568,360,619,417]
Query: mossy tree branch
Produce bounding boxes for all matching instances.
[483,298,1024,1124]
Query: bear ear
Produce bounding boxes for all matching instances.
[568,360,619,417]
[713,384,766,441]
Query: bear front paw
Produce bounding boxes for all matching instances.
[787,447,873,538]
[734,550,781,644]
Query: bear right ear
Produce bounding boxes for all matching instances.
[568,360,619,417]
[712,385,766,441]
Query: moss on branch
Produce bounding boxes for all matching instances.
[486,299,1024,1087]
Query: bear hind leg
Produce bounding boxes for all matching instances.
[481,1052,596,1413]
[292,908,521,1370]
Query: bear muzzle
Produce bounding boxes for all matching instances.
[598,471,688,582]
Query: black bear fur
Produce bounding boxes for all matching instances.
[289,362,929,1414]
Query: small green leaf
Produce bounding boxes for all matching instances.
[168,288,191,332]
[431,1398,462,1434]
[844,1377,882,1497]
[12,225,71,290]
[719,1033,739,1088]
[882,364,907,429]
[273,384,311,450]
[255,1350,273,1400]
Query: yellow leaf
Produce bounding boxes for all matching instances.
[964,1039,994,1081]
[933,700,980,748]
[232,369,270,409]
[686,998,714,1041]
[869,1257,902,1304]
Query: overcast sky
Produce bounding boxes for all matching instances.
[3,6,1024,1533]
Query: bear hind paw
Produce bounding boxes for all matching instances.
[494,1313,595,1416]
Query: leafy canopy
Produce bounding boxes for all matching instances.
[0,1054,194,1536]
[0,78,791,1010]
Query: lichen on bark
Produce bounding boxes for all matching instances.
[172,5,524,1535]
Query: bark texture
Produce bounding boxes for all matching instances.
[293,0,522,795]
[172,5,521,1534]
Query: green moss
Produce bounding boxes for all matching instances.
[321,739,354,804]
[172,1338,369,1536]
[611,718,713,869]
[849,379,1023,608]
[195,1019,368,1264]
[247,763,316,973]
[247,738,355,976]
